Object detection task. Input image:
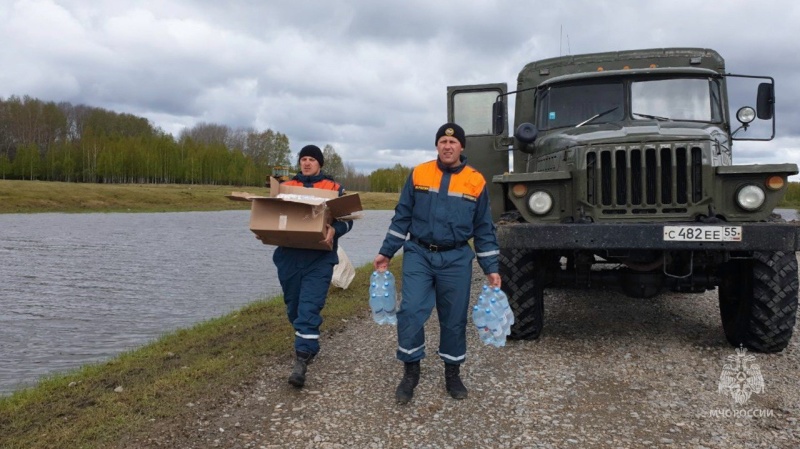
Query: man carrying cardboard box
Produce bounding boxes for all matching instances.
[264,144,354,388]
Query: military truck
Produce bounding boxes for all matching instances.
[448,48,800,352]
[268,165,292,185]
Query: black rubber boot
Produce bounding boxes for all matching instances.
[444,363,468,399]
[395,361,420,404]
[288,351,314,388]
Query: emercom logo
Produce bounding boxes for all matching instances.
[717,346,764,405]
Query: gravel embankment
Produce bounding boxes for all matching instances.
[126,255,800,449]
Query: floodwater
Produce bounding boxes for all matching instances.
[777,207,799,221]
[0,210,394,395]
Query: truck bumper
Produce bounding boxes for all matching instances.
[497,222,800,251]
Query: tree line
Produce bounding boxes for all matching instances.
[0,95,412,192]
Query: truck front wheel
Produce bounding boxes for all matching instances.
[718,251,799,353]
[500,247,546,340]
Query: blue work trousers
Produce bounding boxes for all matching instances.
[396,242,474,365]
[274,248,336,355]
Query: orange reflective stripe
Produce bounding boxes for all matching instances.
[412,160,485,198]
[313,179,341,191]
[450,167,485,198]
[412,161,442,190]
[281,179,341,191]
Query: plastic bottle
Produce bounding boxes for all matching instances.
[489,297,510,336]
[484,308,506,347]
[369,271,386,324]
[382,270,397,325]
[383,273,397,324]
[369,272,387,324]
[476,293,488,309]
[481,284,497,312]
[369,291,386,324]
[369,270,397,325]
[493,287,515,327]
[471,305,493,345]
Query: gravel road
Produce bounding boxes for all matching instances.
[126,254,800,449]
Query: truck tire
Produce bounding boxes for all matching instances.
[500,247,545,340]
[718,251,799,353]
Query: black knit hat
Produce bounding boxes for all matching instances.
[298,145,324,167]
[435,122,466,148]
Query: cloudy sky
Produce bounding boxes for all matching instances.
[2,0,798,178]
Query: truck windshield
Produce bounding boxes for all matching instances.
[631,77,722,122]
[536,76,723,130]
[536,81,624,130]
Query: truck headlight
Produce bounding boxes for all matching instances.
[736,185,765,211]
[528,191,553,215]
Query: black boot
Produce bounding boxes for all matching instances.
[444,363,468,399]
[288,351,314,388]
[395,361,420,404]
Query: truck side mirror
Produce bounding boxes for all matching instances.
[756,83,774,120]
[492,100,506,135]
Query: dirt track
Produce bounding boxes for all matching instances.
[121,256,800,449]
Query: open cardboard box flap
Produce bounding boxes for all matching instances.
[227,177,363,250]
[226,191,266,201]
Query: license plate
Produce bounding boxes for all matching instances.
[663,225,742,242]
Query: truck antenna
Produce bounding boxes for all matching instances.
[559,25,572,56]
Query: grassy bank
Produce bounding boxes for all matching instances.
[0,180,399,213]
[1,179,797,214]
[0,260,394,449]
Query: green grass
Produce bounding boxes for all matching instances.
[0,261,394,449]
[0,180,399,213]
[779,181,800,209]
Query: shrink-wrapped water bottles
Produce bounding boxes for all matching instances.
[489,297,509,336]
[471,285,513,347]
[492,286,514,327]
[369,270,397,325]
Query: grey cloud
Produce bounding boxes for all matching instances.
[2,0,799,174]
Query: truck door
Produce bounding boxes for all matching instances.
[447,83,509,221]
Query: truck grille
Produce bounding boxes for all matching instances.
[585,145,703,214]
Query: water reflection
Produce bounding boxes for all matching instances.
[0,210,394,394]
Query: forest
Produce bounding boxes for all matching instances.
[0,95,409,192]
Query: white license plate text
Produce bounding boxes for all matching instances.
[663,225,742,242]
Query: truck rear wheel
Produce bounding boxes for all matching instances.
[718,251,799,353]
[500,247,545,340]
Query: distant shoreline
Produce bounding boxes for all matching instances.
[0,180,399,213]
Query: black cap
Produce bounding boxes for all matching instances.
[298,144,324,167]
[435,122,466,148]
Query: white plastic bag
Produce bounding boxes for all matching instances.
[331,245,355,289]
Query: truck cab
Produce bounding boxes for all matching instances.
[449,48,800,352]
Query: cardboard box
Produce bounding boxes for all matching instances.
[228,178,362,251]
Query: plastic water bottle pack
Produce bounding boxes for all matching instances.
[369,270,397,325]
[471,284,514,347]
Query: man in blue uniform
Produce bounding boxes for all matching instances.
[268,144,353,388]
[373,123,501,404]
